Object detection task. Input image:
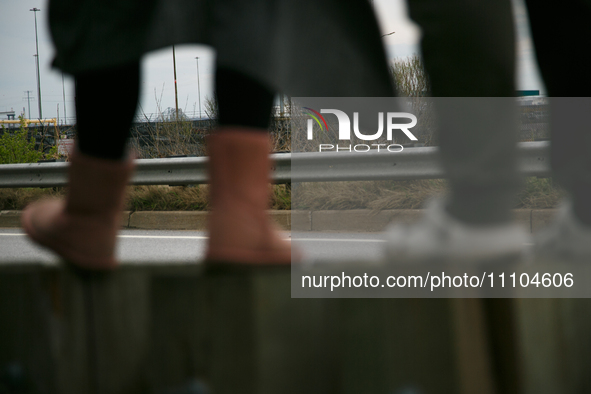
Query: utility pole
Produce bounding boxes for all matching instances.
[62,73,67,124]
[195,57,202,119]
[30,8,42,119]
[172,45,179,120]
[23,91,34,119]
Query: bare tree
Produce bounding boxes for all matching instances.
[391,55,436,145]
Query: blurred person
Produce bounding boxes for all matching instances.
[21,0,395,269]
[384,0,530,261]
[524,1,591,258]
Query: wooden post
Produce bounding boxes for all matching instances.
[2,260,591,393]
[207,268,337,394]
[516,298,591,393]
[52,266,150,394]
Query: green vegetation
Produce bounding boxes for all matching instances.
[0,117,58,164]
[0,118,44,164]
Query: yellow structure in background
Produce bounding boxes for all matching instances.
[0,118,61,145]
[0,118,57,126]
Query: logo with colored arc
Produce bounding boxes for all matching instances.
[304,107,328,131]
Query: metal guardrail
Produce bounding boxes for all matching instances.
[291,141,550,181]
[0,141,550,188]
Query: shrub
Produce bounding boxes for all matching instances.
[0,117,46,164]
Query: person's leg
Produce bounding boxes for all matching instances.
[524,1,591,258]
[216,67,275,130]
[525,0,591,226]
[384,0,528,262]
[22,62,140,269]
[205,67,292,264]
[407,0,520,225]
[75,62,140,159]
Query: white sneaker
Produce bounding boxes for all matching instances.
[384,198,530,263]
[535,199,591,260]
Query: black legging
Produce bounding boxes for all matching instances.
[74,63,274,160]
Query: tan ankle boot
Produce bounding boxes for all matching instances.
[21,152,134,270]
[205,128,293,264]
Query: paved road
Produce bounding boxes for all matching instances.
[0,228,385,264]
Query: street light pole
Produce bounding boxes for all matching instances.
[172,45,179,120]
[195,57,202,119]
[30,7,42,119]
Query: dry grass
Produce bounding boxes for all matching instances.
[128,184,291,211]
[128,185,210,211]
[515,177,565,209]
[292,180,447,211]
[0,184,292,212]
[292,178,565,211]
[0,178,563,212]
[0,187,66,210]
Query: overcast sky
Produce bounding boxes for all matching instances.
[0,0,543,124]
